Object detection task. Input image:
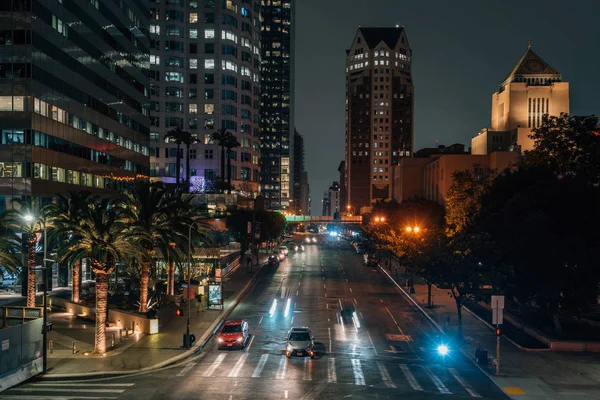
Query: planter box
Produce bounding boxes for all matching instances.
[51,297,96,321]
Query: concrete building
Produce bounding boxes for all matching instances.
[260,0,295,210]
[321,190,330,217]
[0,0,150,206]
[344,26,414,211]
[292,129,304,208]
[472,44,569,155]
[299,170,310,216]
[327,181,340,217]
[337,160,347,212]
[148,1,262,193]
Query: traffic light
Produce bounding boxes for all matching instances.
[495,327,501,336]
[176,308,184,317]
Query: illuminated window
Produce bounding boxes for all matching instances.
[189,104,198,114]
[189,13,198,23]
[189,59,198,69]
[204,104,214,114]
[204,29,215,39]
[204,59,215,69]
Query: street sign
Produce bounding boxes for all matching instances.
[492,308,504,325]
[491,295,505,310]
[1,339,8,351]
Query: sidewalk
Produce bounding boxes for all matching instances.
[381,262,600,400]
[43,254,269,378]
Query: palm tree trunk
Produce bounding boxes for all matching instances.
[227,150,232,190]
[167,260,175,296]
[139,260,150,313]
[27,235,36,307]
[72,259,81,303]
[175,143,181,187]
[220,145,226,186]
[94,270,109,354]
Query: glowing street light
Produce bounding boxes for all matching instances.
[405,226,420,233]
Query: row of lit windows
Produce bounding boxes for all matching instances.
[349,50,410,62]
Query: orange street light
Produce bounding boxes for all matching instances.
[405,226,412,232]
[406,226,421,233]
[414,226,420,233]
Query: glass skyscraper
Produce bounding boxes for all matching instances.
[0,0,151,206]
[260,0,294,210]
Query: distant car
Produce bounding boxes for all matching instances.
[268,255,280,266]
[278,246,289,256]
[338,299,357,325]
[292,243,305,252]
[278,250,286,260]
[285,327,315,358]
[217,320,250,350]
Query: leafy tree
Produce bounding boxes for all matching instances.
[224,134,241,191]
[0,220,21,275]
[526,113,600,184]
[257,210,286,242]
[445,169,494,237]
[49,196,146,354]
[226,208,253,255]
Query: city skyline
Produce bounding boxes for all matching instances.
[295,0,600,213]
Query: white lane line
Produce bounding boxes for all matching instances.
[366,330,378,357]
[323,283,326,289]
[303,357,313,381]
[228,395,233,400]
[291,316,294,324]
[345,278,348,282]
[328,327,333,353]
[298,281,301,286]
[275,355,288,379]
[202,354,226,377]
[353,298,357,305]
[245,335,255,351]
[29,383,135,387]
[259,316,264,324]
[176,361,197,376]
[385,306,399,325]
[326,303,329,310]
[296,290,299,296]
[328,357,337,383]
[380,299,383,303]
[349,288,353,293]
[351,359,366,386]
[9,388,126,393]
[325,292,327,297]
[228,353,249,377]
[252,354,269,378]
[377,361,397,388]
[449,368,481,397]
[423,366,451,394]
[400,364,423,391]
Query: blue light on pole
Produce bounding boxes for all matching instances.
[437,344,449,356]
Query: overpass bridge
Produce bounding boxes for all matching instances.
[284,215,363,224]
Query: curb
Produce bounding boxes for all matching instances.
[40,263,268,380]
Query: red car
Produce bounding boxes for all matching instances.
[217,320,249,349]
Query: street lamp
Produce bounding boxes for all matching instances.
[23,213,49,374]
[404,226,421,291]
[185,220,203,349]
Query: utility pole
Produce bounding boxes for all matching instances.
[491,295,504,375]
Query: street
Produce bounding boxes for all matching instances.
[1,237,508,399]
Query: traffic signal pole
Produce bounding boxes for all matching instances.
[496,325,501,375]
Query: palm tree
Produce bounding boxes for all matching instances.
[122,182,193,312]
[165,127,185,187]
[46,190,94,303]
[4,198,46,307]
[0,220,21,276]
[210,129,230,189]
[48,196,146,354]
[224,133,241,191]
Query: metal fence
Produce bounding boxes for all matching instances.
[0,318,43,377]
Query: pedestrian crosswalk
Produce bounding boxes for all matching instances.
[182,352,481,397]
[1,382,136,399]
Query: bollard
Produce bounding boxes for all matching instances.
[125,326,129,338]
[119,328,123,342]
[49,339,54,354]
[111,333,115,348]
[72,341,77,354]
[131,321,135,334]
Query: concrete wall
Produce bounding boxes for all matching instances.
[0,318,43,391]
[392,157,429,202]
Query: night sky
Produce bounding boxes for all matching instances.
[295,0,600,214]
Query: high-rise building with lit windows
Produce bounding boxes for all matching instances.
[260,0,295,210]
[0,0,151,206]
[344,27,414,211]
[148,0,262,193]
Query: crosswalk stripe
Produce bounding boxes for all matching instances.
[8,388,126,394]
[400,364,423,391]
[202,353,226,377]
[376,361,396,388]
[449,368,481,398]
[177,361,197,377]
[29,383,135,387]
[327,357,337,383]
[351,359,366,386]
[275,355,288,379]
[423,366,451,394]
[252,354,269,378]
[303,357,313,381]
[228,353,248,377]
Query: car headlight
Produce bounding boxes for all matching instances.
[286,344,293,352]
[236,337,243,342]
[217,337,223,343]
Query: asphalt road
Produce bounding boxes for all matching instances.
[1,236,509,399]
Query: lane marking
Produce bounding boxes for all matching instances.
[377,361,397,388]
[245,335,255,352]
[366,330,378,357]
[380,299,383,303]
[296,290,299,296]
[353,298,357,305]
[385,307,399,325]
[345,278,348,282]
[323,284,326,289]
[252,354,269,378]
[303,357,313,381]
[351,359,366,386]
[400,364,423,391]
[424,366,451,394]
[228,353,248,377]
[298,281,301,286]
[328,357,337,383]
[176,361,197,376]
[276,355,288,379]
[29,383,135,387]
[449,368,481,397]
[349,288,353,293]
[291,316,294,324]
[9,388,126,393]
[259,316,264,324]
[325,292,327,297]
[202,354,226,377]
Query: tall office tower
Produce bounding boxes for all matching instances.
[260,0,295,210]
[0,0,150,207]
[345,27,413,211]
[149,0,262,194]
[292,129,304,210]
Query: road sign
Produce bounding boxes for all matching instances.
[491,295,505,310]
[492,308,504,325]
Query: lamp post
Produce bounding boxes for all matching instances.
[23,214,49,374]
[185,220,201,349]
[405,226,421,291]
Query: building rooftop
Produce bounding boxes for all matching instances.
[501,43,561,87]
[358,27,404,49]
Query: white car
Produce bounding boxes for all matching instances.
[285,327,315,358]
[278,246,289,256]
